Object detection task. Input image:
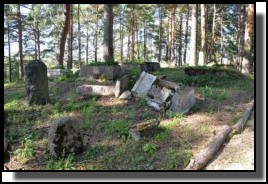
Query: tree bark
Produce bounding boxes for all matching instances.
[233,100,254,133]
[120,8,123,63]
[184,125,232,170]
[143,20,146,61]
[77,4,81,68]
[236,4,242,70]
[37,23,41,60]
[190,4,198,66]
[178,14,183,66]
[158,6,163,63]
[183,5,189,65]
[7,8,12,82]
[220,6,224,65]
[242,4,254,74]
[94,6,99,63]
[86,26,89,65]
[68,4,73,69]
[57,4,70,68]
[201,4,207,65]
[103,4,114,62]
[17,4,24,78]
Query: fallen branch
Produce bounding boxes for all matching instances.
[184,99,254,170]
[184,125,232,170]
[233,100,254,134]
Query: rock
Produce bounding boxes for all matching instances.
[79,65,123,80]
[131,71,157,98]
[223,105,235,111]
[119,90,132,100]
[25,60,49,105]
[48,116,84,158]
[114,74,130,98]
[144,62,160,72]
[168,86,196,114]
[76,85,115,96]
[147,85,172,105]
[129,120,160,140]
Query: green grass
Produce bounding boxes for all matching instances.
[198,86,227,101]
[47,153,76,170]
[15,135,36,162]
[143,143,156,154]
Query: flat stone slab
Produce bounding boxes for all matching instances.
[76,85,115,96]
[47,69,71,78]
[129,120,160,140]
[168,86,196,114]
[131,71,157,98]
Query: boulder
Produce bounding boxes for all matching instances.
[119,90,132,100]
[48,116,84,158]
[25,60,49,105]
[114,74,130,98]
[76,85,115,96]
[129,120,160,140]
[131,71,157,98]
[168,86,196,114]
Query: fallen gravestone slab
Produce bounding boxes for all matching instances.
[114,74,130,98]
[76,85,115,96]
[48,116,84,158]
[129,120,160,140]
[168,86,196,114]
[131,71,157,98]
[25,60,49,105]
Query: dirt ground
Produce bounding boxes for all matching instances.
[205,111,254,170]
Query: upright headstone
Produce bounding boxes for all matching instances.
[25,60,49,105]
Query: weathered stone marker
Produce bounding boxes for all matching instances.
[114,74,130,98]
[48,116,84,158]
[25,60,49,105]
[76,85,115,96]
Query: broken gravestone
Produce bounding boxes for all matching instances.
[168,86,196,114]
[131,71,157,98]
[48,116,84,158]
[25,60,49,105]
[76,85,115,97]
[119,90,132,100]
[129,120,160,140]
[114,74,130,98]
[131,72,196,114]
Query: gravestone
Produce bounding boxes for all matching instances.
[76,85,115,96]
[48,116,84,158]
[114,74,130,98]
[25,60,49,105]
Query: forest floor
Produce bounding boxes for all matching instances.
[4,67,254,170]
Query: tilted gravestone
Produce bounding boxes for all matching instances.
[25,60,49,105]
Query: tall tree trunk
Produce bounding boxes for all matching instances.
[242,4,254,74]
[131,9,135,61]
[103,4,114,62]
[240,4,246,71]
[37,25,41,60]
[208,4,216,63]
[168,5,172,62]
[120,9,123,63]
[236,4,242,70]
[171,5,176,63]
[86,25,89,65]
[143,20,146,61]
[190,4,198,66]
[127,27,130,61]
[201,4,207,65]
[7,12,12,82]
[183,5,189,65]
[77,4,81,68]
[179,14,183,66]
[137,24,140,60]
[67,4,73,69]
[94,6,99,63]
[158,6,163,63]
[34,29,37,60]
[17,4,24,78]
[57,4,70,68]
[220,6,223,65]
